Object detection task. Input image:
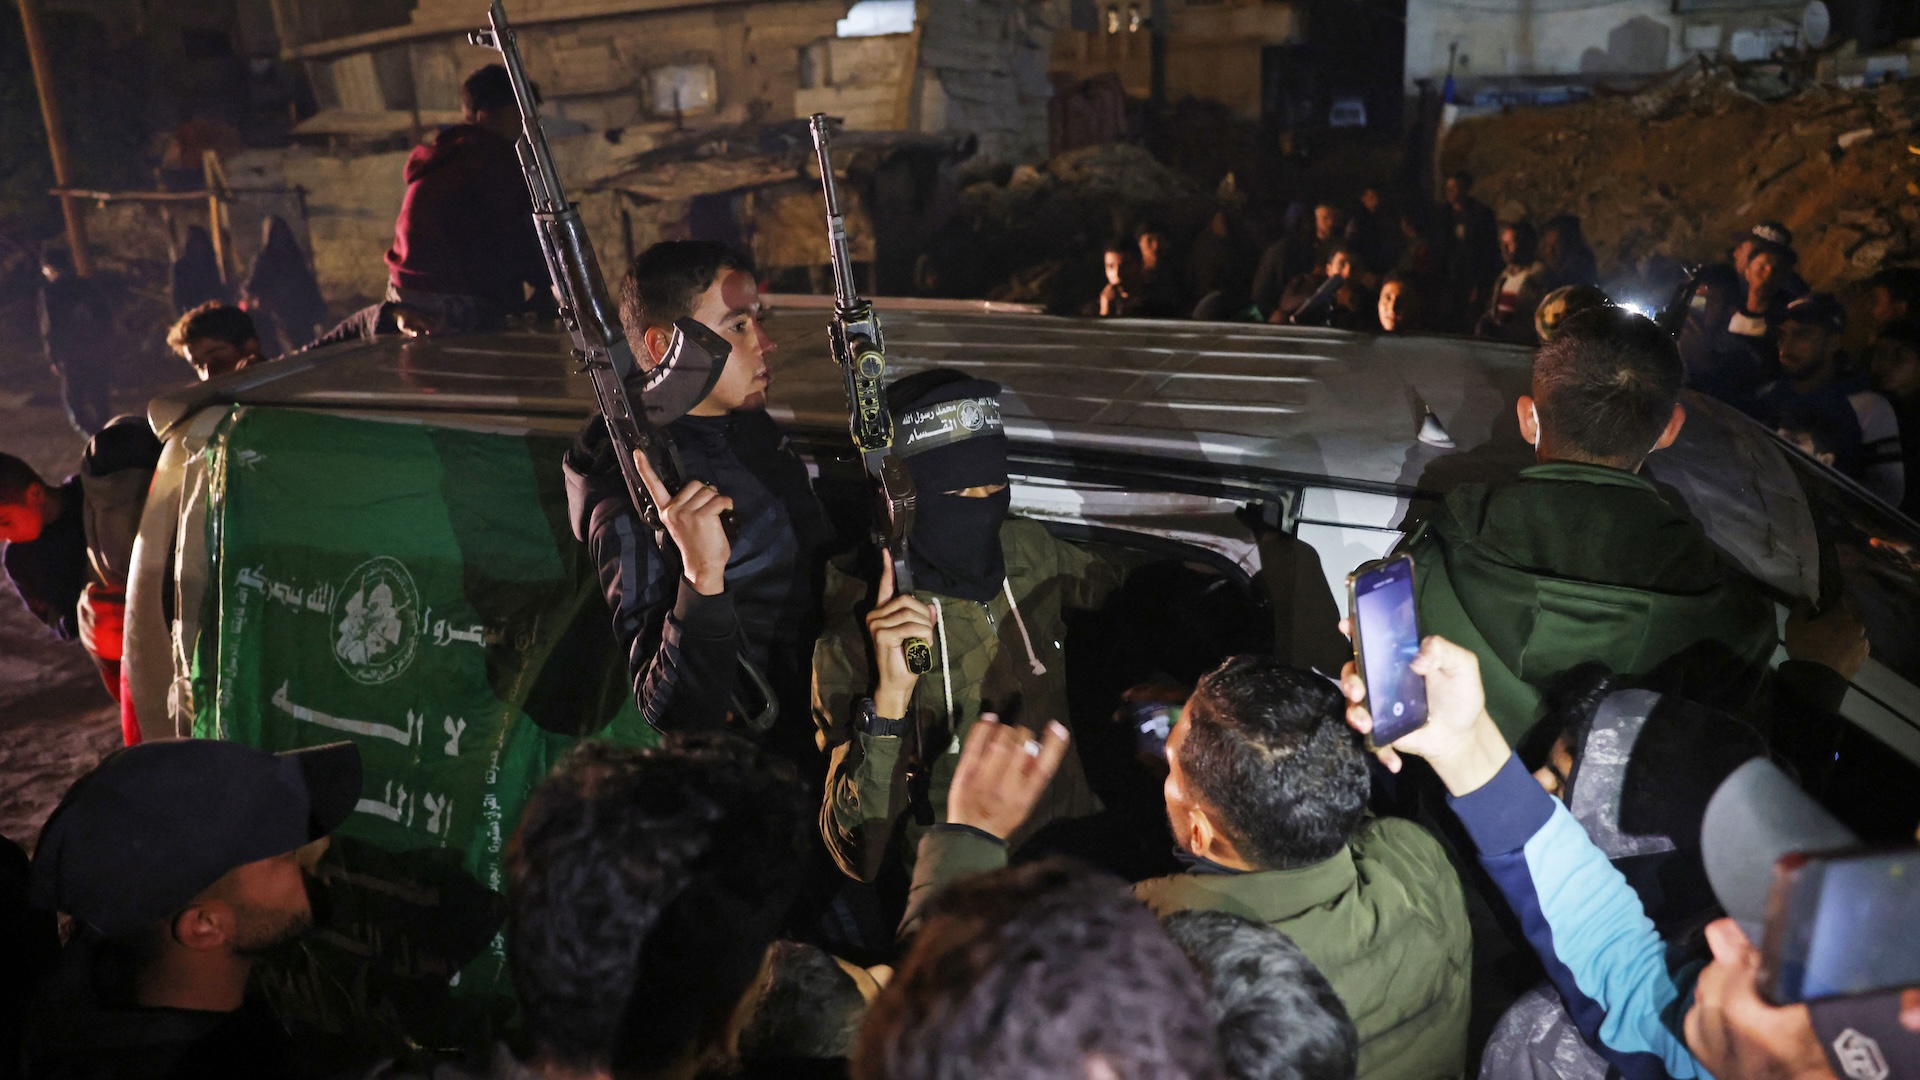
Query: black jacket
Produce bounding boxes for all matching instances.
[563,410,829,737]
[4,478,86,641]
[22,936,305,1080]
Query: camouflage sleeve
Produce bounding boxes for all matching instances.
[812,582,907,882]
[898,826,1010,939]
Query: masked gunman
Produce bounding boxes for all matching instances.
[812,370,1137,882]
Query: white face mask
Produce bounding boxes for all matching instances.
[1529,401,1541,451]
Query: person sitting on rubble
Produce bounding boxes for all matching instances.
[167,302,267,380]
[1746,293,1905,506]
[1869,319,1920,518]
[1537,214,1598,292]
[1275,246,1376,330]
[1133,221,1190,319]
[1869,266,1920,336]
[1084,238,1145,318]
[1442,172,1500,332]
[1376,273,1429,334]
[1732,220,1809,303]
[1713,223,1800,388]
[1344,186,1396,286]
[1187,207,1258,321]
[1254,202,1346,320]
[383,64,550,332]
[1475,222,1549,345]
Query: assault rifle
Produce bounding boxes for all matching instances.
[474,0,776,729]
[806,114,933,678]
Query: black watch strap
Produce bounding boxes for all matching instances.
[858,697,909,738]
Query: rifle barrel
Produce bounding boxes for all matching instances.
[807,114,860,314]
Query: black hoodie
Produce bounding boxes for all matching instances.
[562,410,829,739]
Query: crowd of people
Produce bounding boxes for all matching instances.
[4,60,1920,1080]
[1084,179,1920,519]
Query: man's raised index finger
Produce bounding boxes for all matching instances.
[630,448,672,511]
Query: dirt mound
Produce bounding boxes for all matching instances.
[1443,67,1920,297]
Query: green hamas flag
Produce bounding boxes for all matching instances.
[189,405,657,1060]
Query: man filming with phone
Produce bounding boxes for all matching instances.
[891,653,1474,1080]
[564,241,831,753]
[1340,636,1920,1080]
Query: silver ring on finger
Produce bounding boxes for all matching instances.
[1023,739,1041,758]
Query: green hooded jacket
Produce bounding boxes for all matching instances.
[812,517,1135,881]
[1407,461,1778,740]
[905,816,1472,1080]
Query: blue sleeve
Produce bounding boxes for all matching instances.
[1448,755,1705,1080]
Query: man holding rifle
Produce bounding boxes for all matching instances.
[811,370,1136,884]
[564,242,831,753]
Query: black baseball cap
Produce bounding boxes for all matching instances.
[1783,293,1847,333]
[31,739,361,939]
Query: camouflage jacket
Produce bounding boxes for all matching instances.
[812,517,1134,881]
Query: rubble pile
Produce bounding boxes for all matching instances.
[1444,66,1920,296]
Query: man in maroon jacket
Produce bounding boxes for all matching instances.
[384,65,550,331]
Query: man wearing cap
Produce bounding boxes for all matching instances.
[1713,223,1803,391]
[564,241,830,756]
[24,739,360,1079]
[812,369,1137,882]
[1747,293,1905,507]
[1340,637,1920,1080]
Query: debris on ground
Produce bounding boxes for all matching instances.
[1444,63,1920,297]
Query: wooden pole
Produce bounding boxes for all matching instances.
[203,150,228,285]
[16,0,91,275]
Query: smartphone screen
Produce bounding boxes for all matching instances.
[1352,557,1428,747]
[1768,849,1920,1003]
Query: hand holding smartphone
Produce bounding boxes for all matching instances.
[1348,555,1430,750]
[1760,847,1920,1005]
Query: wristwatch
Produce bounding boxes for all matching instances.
[857,697,909,738]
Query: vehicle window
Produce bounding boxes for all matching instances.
[1779,447,1920,686]
[1051,531,1274,881]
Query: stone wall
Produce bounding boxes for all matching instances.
[916,0,1063,165]
[225,128,643,308]
[1405,0,1804,90]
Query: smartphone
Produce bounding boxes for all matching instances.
[1760,847,1920,1005]
[1347,555,1429,749]
[1122,699,1179,761]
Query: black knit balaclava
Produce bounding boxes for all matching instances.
[889,369,1010,602]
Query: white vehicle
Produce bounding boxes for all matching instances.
[125,299,1920,1055]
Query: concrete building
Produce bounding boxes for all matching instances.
[1405,0,1810,99]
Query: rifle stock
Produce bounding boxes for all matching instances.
[475,0,776,729]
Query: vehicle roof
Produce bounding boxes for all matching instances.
[149,297,1535,493]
